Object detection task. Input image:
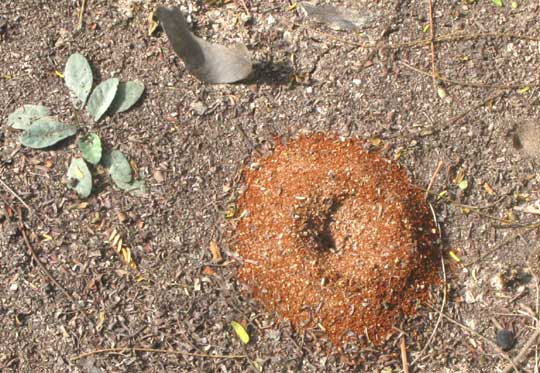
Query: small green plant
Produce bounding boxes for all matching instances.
[7,53,146,198]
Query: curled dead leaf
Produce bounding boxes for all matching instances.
[209,241,223,263]
[156,6,252,84]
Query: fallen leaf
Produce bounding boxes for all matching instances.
[231,321,250,344]
[299,2,377,31]
[156,6,253,84]
[514,200,540,215]
[483,182,495,195]
[209,241,223,263]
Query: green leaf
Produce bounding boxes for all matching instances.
[491,0,503,6]
[230,321,250,344]
[114,177,147,195]
[102,149,132,185]
[8,105,50,130]
[109,80,145,113]
[64,53,93,108]
[458,180,469,190]
[67,158,92,198]
[78,133,102,165]
[19,118,77,149]
[86,78,119,122]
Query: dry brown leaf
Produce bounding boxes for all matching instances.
[209,241,223,263]
[156,6,252,84]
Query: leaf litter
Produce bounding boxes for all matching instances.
[156,6,252,84]
[299,2,378,31]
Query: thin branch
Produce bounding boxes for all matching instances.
[78,0,86,30]
[411,203,447,366]
[425,160,443,200]
[401,334,410,373]
[16,206,92,323]
[71,347,246,361]
[501,328,540,373]
[425,304,520,372]
[427,0,438,88]
[400,61,540,89]
[464,224,540,267]
[0,177,32,213]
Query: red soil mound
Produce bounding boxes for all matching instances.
[234,134,439,347]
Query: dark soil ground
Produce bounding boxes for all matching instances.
[1,0,540,372]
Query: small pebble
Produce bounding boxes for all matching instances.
[496,329,516,351]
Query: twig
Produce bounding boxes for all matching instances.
[425,304,520,372]
[411,203,447,366]
[313,30,540,50]
[501,328,540,373]
[400,335,410,373]
[425,160,443,200]
[78,0,86,30]
[0,177,32,214]
[236,0,250,16]
[464,224,540,267]
[427,0,438,88]
[16,206,92,323]
[443,91,506,129]
[71,347,246,361]
[400,61,540,90]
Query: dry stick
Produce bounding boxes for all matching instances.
[0,177,32,214]
[71,347,246,361]
[400,61,540,90]
[501,329,540,373]
[16,206,92,323]
[443,91,506,129]
[400,335,410,373]
[424,160,443,200]
[77,0,86,30]
[427,0,438,88]
[315,30,540,51]
[394,31,540,49]
[425,304,520,372]
[464,224,540,267]
[410,203,447,367]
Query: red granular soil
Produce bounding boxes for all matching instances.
[234,134,439,348]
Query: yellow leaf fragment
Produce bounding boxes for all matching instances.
[231,321,250,344]
[122,247,131,263]
[518,86,530,94]
[148,11,159,36]
[55,70,65,79]
[209,241,223,263]
[483,182,495,195]
[109,229,118,243]
[42,233,53,241]
[370,138,382,147]
[449,250,461,263]
[225,204,237,219]
[437,86,447,99]
[96,310,106,331]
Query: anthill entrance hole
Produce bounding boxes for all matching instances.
[299,197,343,253]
